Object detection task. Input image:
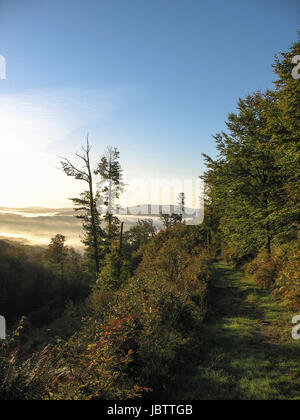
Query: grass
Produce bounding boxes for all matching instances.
[170,263,300,400]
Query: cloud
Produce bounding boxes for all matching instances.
[0,210,83,248]
[0,87,122,150]
[0,206,202,248]
[0,208,161,248]
[0,88,124,207]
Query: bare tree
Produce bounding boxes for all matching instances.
[60,136,103,277]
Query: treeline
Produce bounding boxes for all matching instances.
[0,237,90,325]
[0,224,212,400]
[202,38,299,307]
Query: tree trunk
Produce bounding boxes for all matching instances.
[264,197,271,256]
[117,222,124,281]
[87,152,100,276]
[267,229,271,256]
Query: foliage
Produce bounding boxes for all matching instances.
[60,138,104,277]
[97,219,157,291]
[0,238,90,326]
[1,37,299,401]
[245,252,277,290]
[46,224,212,399]
[0,317,56,400]
[95,146,124,243]
[272,238,300,310]
[160,193,186,227]
[202,38,300,265]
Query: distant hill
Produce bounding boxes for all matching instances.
[119,204,201,218]
[0,205,203,248]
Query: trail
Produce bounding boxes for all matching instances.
[174,263,300,400]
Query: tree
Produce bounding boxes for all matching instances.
[202,92,285,260]
[175,192,185,222]
[123,219,156,271]
[160,193,185,228]
[271,36,300,236]
[95,147,124,244]
[125,219,156,249]
[160,213,173,229]
[200,183,220,252]
[60,137,103,277]
[45,234,68,283]
[97,219,157,290]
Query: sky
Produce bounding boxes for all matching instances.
[0,0,299,208]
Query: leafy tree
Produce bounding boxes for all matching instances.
[45,234,68,283]
[95,147,124,243]
[271,36,300,236]
[201,183,221,251]
[125,219,156,249]
[160,213,173,228]
[0,239,89,325]
[96,219,157,290]
[0,240,54,323]
[203,92,286,260]
[123,219,156,272]
[44,235,91,303]
[160,193,186,228]
[175,192,185,222]
[201,38,300,263]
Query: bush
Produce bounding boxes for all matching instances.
[0,318,56,400]
[245,236,300,302]
[272,240,300,310]
[49,224,212,399]
[245,252,277,289]
[0,225,212,400]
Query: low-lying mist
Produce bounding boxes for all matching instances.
[0,207,165,249]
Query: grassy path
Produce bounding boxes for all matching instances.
[175,263,300,400]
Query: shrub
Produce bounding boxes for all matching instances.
[245,252,277,289]
[272,240,300,310]
[49,224,212,399]
[0,318,56,400]
[1,225,212,400]
[245,236,300,301]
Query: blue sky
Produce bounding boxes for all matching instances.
[0,0,299,207]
